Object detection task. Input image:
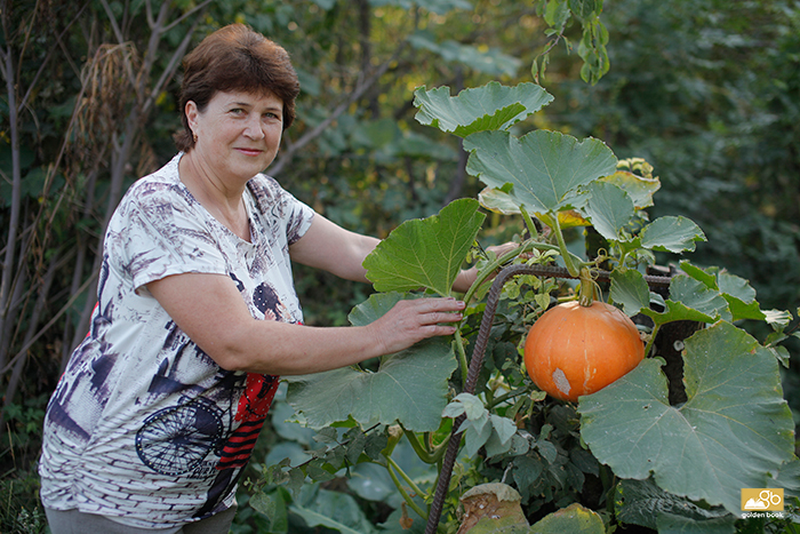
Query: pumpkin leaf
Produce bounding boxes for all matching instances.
[363,198,485,296]
[609,269,651,316]
[639,216,706,253]
[583,181,635,242]
[598,168,660,209]
[675,261,767,323]
[464,129,617,217]
[614,478,734,532]
[478,187,590,228]
[286,293,457,432]
[640,275,731,326]
[413,82,553,137]
[579,321,796,515]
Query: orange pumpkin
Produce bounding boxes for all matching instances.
[524,301,644,402]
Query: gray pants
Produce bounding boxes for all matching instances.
[44,505,237,534]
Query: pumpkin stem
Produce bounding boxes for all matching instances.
[550,210,581,278]
[578,267,597,307]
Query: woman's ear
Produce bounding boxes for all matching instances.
[185,100,199,132]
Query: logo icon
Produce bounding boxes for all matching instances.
[741,488,784,511]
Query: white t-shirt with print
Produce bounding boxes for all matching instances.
[39,153,315,528]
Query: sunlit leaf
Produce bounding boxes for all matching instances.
[414,82,553,137]
[478,187,589,227]
[409,33,522,76]
[286,293,457,432]
[363,198,484,296]
[464,130,617,216]
[579,321,795,515]
[598,169,660,209]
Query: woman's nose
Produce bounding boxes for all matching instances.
[244,114,265,140]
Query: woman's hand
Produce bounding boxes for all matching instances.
[366,297,465,356]
[453,241,521,293]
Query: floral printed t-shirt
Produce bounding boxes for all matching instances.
[39,153,315,528]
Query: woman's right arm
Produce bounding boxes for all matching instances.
[146,273,464,375]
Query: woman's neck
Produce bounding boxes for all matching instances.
[179,152,251,242]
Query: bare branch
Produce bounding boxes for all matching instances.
[163,0,214,33]
[0,270,97,376]
[99,0,126,45]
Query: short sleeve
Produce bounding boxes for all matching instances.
[246,174,315,246]
[105,180,228,293]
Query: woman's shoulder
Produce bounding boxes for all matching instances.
[120,154,189,206]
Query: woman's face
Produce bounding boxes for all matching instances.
[186,89,284,183]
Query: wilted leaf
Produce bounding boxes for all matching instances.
[286,293,457,432]
[579,321,795,514]
[598,168,660,209]
[530,503,605,534]
[464,130,616,217]
[414,82,553,136]
[363,198,485,296]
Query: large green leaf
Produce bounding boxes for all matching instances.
[413,82,553,136]
[285,293,458,432]
[363,198,485,296]
[609,269,651,316]
[584,181,635,242]
[639,216,706,253]
[640,275,731,326]
[464,130,617,216]
[579,321,795,515]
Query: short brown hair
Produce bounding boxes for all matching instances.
[175,24,300,152]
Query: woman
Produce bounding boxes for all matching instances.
[39,24,480,533]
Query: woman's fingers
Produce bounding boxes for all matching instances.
[371,297,465,355]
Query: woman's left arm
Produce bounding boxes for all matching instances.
[289,214,379,283]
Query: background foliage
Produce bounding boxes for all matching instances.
[1,0,798,533]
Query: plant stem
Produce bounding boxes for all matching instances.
[519,205,539,240]
[486,388,527,410]
[454,329,469,387]
[550,211,581,278]
[644,323,661,358]
[384,454,428,520]
[402,425,443,464]
[577,267,597,307]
